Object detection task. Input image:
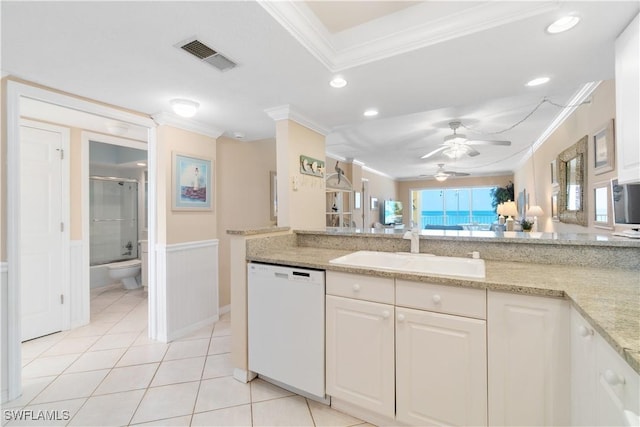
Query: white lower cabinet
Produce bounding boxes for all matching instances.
[487,290,570,427]
[396,306,487,426]
[325,295,395,418]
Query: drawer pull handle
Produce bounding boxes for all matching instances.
[352,284,361,292]
[382,310,390,319]
[604,369,625,386]
[432,294,442,304]
[397,314,405,322]
[578,325,593,338]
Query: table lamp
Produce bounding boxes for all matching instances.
[528,205,544,232]
[503,201,518,231]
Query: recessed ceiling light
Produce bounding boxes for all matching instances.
[363,109,378,117]
[330,76,347,88]
[526,77,550,87]
[136,162,147,167]
[170,98,200,118]
[546,15,580,34]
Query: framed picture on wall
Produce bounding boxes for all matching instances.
[593,119,615,175]
[370,197,378,209]
[551,191,559,221]
[172,152,213,211]
[550,159,558,186]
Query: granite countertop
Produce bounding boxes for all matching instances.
[227,226,291,236]
[295,228,640,248]
[247,246,640,374]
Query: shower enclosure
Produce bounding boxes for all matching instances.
[90,176,138,266]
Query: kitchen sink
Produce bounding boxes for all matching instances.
[329,250,485,279]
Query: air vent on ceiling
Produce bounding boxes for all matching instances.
[178,38,237,72]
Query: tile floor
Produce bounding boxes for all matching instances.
[2,284,372,427]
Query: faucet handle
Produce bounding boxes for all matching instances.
[467,251,480,259]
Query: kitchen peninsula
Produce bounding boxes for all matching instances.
[229,227,640,426]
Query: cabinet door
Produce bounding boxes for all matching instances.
[487,291,570,426]
[325,295,395,418]
[396,307,487,426]
[570,308,597,426]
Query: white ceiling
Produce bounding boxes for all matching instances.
[2,1,638,180]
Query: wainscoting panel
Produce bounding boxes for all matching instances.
[1,262,8,403]
[158,240,219,342]
[70,240,88,329]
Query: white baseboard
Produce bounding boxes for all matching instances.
[219,304,230,315]
[166,315,219,342]
[233,368,257,384]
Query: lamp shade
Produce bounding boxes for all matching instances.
[497,203,505,216]
[503,201,518,217]
[528,205,544,217]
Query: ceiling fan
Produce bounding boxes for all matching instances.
[421,121,511,160]
[421,164,470,182]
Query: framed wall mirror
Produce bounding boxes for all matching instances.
[557,135,588,226]
[593,181,613,229]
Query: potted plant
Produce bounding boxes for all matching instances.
[520,218,533,232]
[491,182,515,213]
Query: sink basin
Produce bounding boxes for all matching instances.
[329,250,485,279]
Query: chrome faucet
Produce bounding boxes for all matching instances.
[403,227,420,254]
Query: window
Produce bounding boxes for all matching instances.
[411,187,496,230]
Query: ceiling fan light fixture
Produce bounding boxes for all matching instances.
[443,145,469,159]
[526,76,550,87]
[170,98,200,118]
[546,15,580,34]
[434,173,448,182]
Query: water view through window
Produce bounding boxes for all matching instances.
[412,187,497,230]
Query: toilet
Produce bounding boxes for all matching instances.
[108,259,142,290]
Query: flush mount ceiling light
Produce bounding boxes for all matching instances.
[526,77,550,87]
[170,99,200,118]
[329,76,347,88]
[233,131,245,139]
[363,109,379,117]
[546,15,580,34]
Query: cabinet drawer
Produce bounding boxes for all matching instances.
[396,280,486,319]
[326,271,394,304]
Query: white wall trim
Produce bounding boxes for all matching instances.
[5,80,158,401]
[264,105,330,136]
[69,241,88,329]
[219,304,230,315]
[1,262,8,403]
[165,239,220,252]
[151,112,224,139]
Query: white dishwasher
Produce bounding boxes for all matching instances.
[248,263,326,399]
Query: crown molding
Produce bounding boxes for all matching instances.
[264,104,330,136]
[151,111,224,139]
[260,1,558,72]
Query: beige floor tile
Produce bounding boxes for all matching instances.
[1,376,57,409]
[250,378,294,403]
[40,336,100,357]
[164,338,209,361]
[208,336,231,355]
[91,311,128,324]
[22,354,80,379]
[117,343,168,367]
[220,312,230,322]
[65,321,114,338]
[212,321,231,337]
[68,389,145,426]
[202,353,233,379]
[194,376,251,413]
[132,330,156,347]
[94,363,159,395]
[131,415,192,426]
[191,404,252,426]
[90,332,139,351]
[307,399,364,427]
[6,398,86,426]
[130,381,200,424]
[252,395,314,427]
[107,319,148,335]
[65,348,126,373]
[151,357,205,387]
[31,369,109,404]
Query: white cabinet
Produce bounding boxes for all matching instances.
[487,291,570,426]
[396,306,487,426]
[325,295,395,417]
[570,308,597,426]
[615,13,640,184]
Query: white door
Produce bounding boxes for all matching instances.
[20,122,70,341]
[396,307,487,426]
[325,295,395,418]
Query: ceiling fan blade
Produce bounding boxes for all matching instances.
[466,139,511,146]
[466,146,481,157]
[420,146,447,159]
[445,171,470,177]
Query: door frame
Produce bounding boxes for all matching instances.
[5,80,158,401]
[19,119,71,340]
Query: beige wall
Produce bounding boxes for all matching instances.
[514,80,617,233]
[276,120,325,229]
[157,125,217,245]
[216,136,276,308]
[398,175,514,226]
[363,169,400,227]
